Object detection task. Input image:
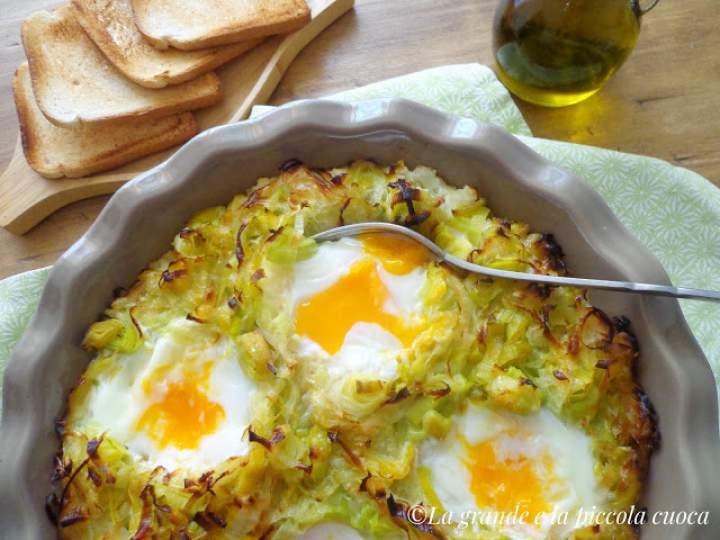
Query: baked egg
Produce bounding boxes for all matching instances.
[419,404,606,539]
[290,233,432,381]
[72,318,256,472]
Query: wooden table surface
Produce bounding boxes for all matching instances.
[0,0,718,279]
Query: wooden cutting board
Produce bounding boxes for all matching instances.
[0,0,353,235]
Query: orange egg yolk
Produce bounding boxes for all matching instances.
[463,435,553,521]
[359,232,432,275]
[136,363,225,450]
[295,234,430,355]
[295,259,417,355]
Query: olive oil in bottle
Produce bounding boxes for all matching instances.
[493,0,644,107]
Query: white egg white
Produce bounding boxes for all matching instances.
[295,322,403,381]
[420,405,608,539]
[293,523,366,540]
[290,238,365,303]
[293,522,406,540]
[79,318,256,472]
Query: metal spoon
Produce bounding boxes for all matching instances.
[313,222,720,303]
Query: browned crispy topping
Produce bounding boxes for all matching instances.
[194,510,227,529]
[386,495,446,539]
[112,287,128,298]
[251,268,266,283]
[389,178,430,226]
[535,233,567,274]
[309,169,334,191]
[266,227,284,243]
[404,210,431,226]
[179,227,205,243]
[248,428,272,450]
[131,485,155,539]
[595,359,611,369]
[384,387,410,405]
[359,472,371,493]
[327,431,362,468]
[45,493,61,525]
[59,508,87,528]
[271,427,286,446]
[613,315,632,333]
[389,180,421,207]
[279,158,303,172]
[635,387,661,450]
[160,268,186,284]
[86,467,102,487]
[581,308,614,350]
[567,333,580,356]
[527,282,552,299]
[248,426,286,451]
[86,437,103,459]
[241,186,268,209]
[258,525,275,540]
[51,455,72,484]
[235,221,248,264]
[155,502,172,514]
[339,198,352,225]
[358,472,386,499]
[428,381,452,398]
[129,308,144,338]
[477,324,487,344]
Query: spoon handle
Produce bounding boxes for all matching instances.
[313,223,720,303]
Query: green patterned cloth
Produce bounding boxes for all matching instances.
[1,64,719,411]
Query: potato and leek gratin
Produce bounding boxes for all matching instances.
[49,161,658,539]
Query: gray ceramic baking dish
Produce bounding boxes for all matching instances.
[1,98,718,539]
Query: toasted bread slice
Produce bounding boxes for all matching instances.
[131,0,310,50]
[22,6,222,127]
[72,0,262,89]
[13,63,198,179]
